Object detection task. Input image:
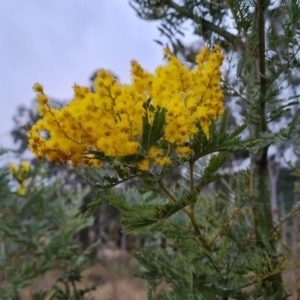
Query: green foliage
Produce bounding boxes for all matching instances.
[140,102,167,156]
[0,158,101,299]
[190,111,248,156]
[130,172,285,299]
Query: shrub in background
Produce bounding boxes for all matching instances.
[0,152,101,300]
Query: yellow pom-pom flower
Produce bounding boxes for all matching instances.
[9,161,30,196]
[28,46,224,170]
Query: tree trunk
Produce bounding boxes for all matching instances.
[250,0,285,295]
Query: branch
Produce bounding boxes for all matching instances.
[166,0,237,44]
[258,0,268,162]
[130,0,237,45]
[208,204,245,249]
[272,201,300,234]
[236,269,283,291]
[158,180,210,248]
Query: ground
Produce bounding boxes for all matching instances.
[21,248,146,300]
[20,248,299,299]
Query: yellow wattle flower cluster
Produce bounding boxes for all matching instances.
[151,46,224,144]
[28,46,224,168]
[9,161,30,196]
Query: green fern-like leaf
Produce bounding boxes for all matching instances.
[191,111,247,158]
[84,191,106,218]
[140,106,167,155]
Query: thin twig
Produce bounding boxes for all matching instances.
[208,204,244,249]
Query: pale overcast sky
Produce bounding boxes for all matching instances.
[0,0,166,157]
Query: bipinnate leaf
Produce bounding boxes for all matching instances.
[110,153,228,233]
[84,192,106,218]
[191,111,247,157]
[141,106,167,155]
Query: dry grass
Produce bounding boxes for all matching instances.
[19,248,300,299]
[20,249,146,300]
[282,268,297,300]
